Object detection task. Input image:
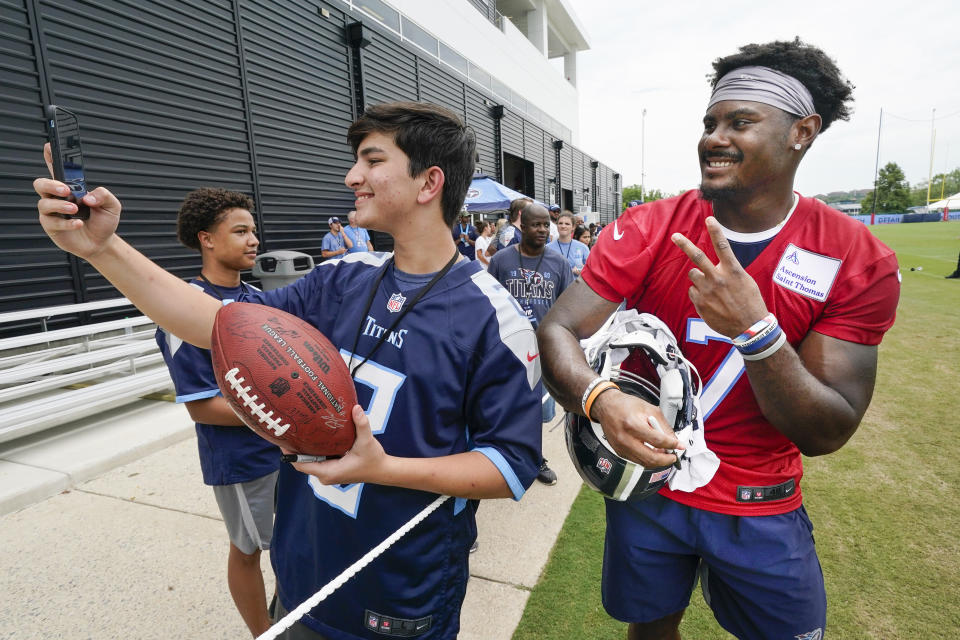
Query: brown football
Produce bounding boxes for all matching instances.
[210,302,356,456]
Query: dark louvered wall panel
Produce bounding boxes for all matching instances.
[559,144,572,191]
[500,109,523,158]
[0,0,76,318]
[542,136,557,207]
[0,0,621,325]
[418,59,465,122]
[363,29,418,106]
[39,0,251,316]
[464,86,497,178]
[239,0,355,265]
[523,121,544,202]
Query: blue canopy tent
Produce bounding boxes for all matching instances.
[462,174,546,213]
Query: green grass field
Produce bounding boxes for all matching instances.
[514,221,960,639]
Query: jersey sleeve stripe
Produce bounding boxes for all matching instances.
[472,446,526,500]
[469,271,541,390]
[176,388,222,403]
[319,250,391,269]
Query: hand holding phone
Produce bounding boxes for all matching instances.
[44,105,90,220]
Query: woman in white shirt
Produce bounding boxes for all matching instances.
[474,220,494,270]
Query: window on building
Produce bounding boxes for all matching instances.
[401,16,438,56]
[439,42,468,76]
[355,0,400,33]
[468,63,491,90]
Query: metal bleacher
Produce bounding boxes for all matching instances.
[0,298,173,444]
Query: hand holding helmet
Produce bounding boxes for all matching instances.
[566,311,717,502]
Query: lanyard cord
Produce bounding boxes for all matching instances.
[348,249,460,379]
[198,273,247,301]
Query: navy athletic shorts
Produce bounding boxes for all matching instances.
[602,493,826,640]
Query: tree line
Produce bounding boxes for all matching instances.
[859,164,960,213]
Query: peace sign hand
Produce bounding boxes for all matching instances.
[671,216,768,338]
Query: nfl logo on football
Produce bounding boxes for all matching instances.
[596,457,612,475]
[387,292,406,313]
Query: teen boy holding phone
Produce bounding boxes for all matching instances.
[34,101,542,639]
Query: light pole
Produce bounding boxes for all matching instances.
[641,108,646,202]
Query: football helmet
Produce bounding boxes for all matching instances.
[565,311,702,502]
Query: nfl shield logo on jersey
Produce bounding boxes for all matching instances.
[387,292,406,313]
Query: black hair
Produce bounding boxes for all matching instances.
[347,101,476,227]
[176,187,254,251]
[709,37,854,133]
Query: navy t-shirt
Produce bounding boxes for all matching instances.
[155,279,281,486]
[487,245,574,328]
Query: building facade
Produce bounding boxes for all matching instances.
[1,0,620,326]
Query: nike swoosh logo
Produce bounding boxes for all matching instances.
[613,221,625,240]
[526,352,540,362]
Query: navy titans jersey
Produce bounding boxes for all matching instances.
[155,279,280,486]
[243,253,542,640]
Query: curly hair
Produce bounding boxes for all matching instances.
[176,188,255,251]
[709,37,854,133]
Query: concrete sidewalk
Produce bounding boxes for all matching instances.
[0,399,580,639]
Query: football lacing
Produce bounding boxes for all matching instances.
[224,367,291,436]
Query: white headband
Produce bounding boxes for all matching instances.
[708,65,815,118]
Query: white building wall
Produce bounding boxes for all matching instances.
[388,0,580,144]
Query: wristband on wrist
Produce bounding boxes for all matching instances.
[740,330,787,361]
[584,381,620,421]
[732,313,777,347]
[737,324,783,356]
[580,377,606,415]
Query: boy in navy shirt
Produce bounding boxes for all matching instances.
[35,101,541,639]
[155,187,279,636]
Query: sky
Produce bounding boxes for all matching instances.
[562,0,960,199]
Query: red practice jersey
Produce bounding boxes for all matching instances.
[582,191,900,515]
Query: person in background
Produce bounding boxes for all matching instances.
[486,197,530,258]
[474,220,494,270]
[156,187,280,637]
[945,248,960,278]
[547,211,590,276]
[574,225,592,248]
[547,204,560,242]
[453,211,478,260]
[344,209,373,253]
[321,216,352,259]
[488,203,574,486]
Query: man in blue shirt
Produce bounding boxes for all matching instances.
[488,203,573,486]
[343,209,373,253]
[155,187,280,637]
[321,216,352,259]
[34,101,542,640]
[452,211,477,260]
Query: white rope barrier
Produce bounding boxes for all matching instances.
[256,494,451,640]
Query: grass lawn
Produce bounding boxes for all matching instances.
[514,221,960,639]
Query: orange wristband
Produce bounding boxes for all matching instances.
[584,381,620,421]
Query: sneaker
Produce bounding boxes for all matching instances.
[946,272,960,279]
[469,540,479,554]
[537,459,557,486]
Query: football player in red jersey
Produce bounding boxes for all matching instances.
[539,39,899,640]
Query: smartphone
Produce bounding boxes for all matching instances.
[44,104,90,220]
